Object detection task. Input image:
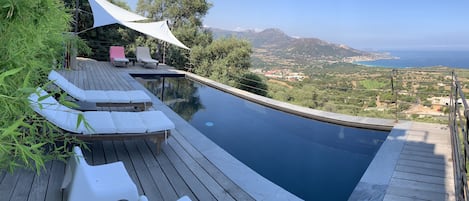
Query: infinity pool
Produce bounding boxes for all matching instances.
[137,75,388,201]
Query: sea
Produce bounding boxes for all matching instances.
[356,50,469,69]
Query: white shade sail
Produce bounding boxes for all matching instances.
[121,21,190,50]
[89,0,147,28]
[87,0,190,50]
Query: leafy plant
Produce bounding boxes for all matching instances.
[0,0,82,173]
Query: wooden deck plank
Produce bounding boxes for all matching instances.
[0,170,21,201]
[392,171,446,185]
[163,141,216,201]
[385,186,446,201]
[395,164,448,178]
[383,194,428,201]
[27,162,53,201]
[10,169,35,201]
[102,141,118,163]
[167,137,235,201]
[0,171,6,184]
[123,140,164,201]
[44,161,64,201]
[144,140,197,200]
[113,140,144,195]
[397,159,446,171]
[135,140,179,201]
[170,132,255,201]
[399,153,446,165]
[401,148,447,158]
[91,141,106,165]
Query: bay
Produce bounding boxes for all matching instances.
[356,50,469,69]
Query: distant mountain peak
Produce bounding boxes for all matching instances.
[259,28,285,34]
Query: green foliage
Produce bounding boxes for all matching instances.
[191,37,252,79]
[235,73,268,96]
[136,0,212,68]
[360,79,387,89]
[0,0,79,173]
[63,0,137,61]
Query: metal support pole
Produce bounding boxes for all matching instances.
[391,69,398,122]
[75,0,79,34]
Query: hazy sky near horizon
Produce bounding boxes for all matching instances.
[126,0,469,50]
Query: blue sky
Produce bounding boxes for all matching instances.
[126,0,469,50]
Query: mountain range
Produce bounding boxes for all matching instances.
[209,28,381,68]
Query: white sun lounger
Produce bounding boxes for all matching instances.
[136,46,159,68]
[61,146,148,201]
[48,70,152,110]
[29,88,174,153]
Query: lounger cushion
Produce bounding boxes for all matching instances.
[83,112,116,134]
[126,91,152,103]
[49,71,86,100]
[140,58,158,64]
[139,111,175,132]
[29,90,82,133]
[111,112,147,133]
[83,91,111,102]
[51,110,82,133]
[113,58,129,63]
[104,91,132,103]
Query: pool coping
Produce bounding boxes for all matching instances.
[124,70,404,201]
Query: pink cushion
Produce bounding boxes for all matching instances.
[110,46,126,61]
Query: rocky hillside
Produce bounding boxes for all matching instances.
[210,28,375,68]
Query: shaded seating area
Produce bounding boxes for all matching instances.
[48,70,152,110]
[29,89,174,153]
[136,46,159,68]
[109,46,129,67]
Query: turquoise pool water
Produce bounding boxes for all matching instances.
[137,75,388,201]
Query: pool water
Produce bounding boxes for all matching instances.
[139,75,388,201]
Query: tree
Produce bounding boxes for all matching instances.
[63,0,138,60]
[235,73,268,96]
[0,0,80,173]
[191,37,252,80]
[136,0,212,68]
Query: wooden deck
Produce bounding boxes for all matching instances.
[383,122,455,201]
[349,121,455,201]
[0,60,255,201]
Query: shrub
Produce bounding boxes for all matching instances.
[0,0,80,173]
[235,73,268,96]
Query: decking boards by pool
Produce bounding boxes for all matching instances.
[349,122,455,201]
[384,122,455,201]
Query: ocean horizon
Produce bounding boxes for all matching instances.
[356,50,469,69]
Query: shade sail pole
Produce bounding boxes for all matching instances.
[75,0,79,33]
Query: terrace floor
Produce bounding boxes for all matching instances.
[0,59,456,201]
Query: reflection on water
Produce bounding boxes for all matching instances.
[139,75,388,201]
[141,76,204,121]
